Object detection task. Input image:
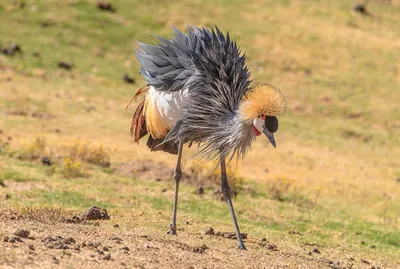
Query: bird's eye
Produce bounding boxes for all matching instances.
[264,116,278,133]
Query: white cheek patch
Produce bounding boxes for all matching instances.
[253,118,264,133]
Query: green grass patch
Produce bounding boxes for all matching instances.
[27,189,113,209]
[0,170,32,182]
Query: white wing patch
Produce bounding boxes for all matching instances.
[147,86,190,129]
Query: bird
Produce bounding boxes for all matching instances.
[130,26,286,250]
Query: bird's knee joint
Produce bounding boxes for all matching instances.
[221,183,231,194]
[174,170,182,182]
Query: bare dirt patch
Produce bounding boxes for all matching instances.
[3,180,49,191]
[113,160,241,190]
[114,161,172,182]
[0,216,392,269]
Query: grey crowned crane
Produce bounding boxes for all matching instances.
[130,26,286,250]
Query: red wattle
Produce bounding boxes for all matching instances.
[253,125,261,136]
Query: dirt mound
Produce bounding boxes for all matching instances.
[64,206,110,223]
[81,206,110,221]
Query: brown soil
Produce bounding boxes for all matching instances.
[113,160,231,189]
[114,161,173,182]
[3,180,49,191]
[0,213,387,269]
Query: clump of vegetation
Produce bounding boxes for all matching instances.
[9,204,73,224]
[5,138,110,178]
[57,157,87,178]
[266,177,294,201]
[10,137,47,161]
[0,136,10,155]
[64,140,110,167]
[0,170,30,182]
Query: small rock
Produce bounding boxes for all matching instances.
[312,248,321,254]
[361,259,370,265]
[109,236,122,242]
[87,241,101,248]
[193,244,208,254]
[144,244,150,248]
[97,1,116,12]
[3,236,9,242]
[267,244,278,251]
[8,237,23,243]
[1,42,22,56]
[121,246,130,251]
[103,253,111,260]
[161,188,167,193]
[122,73,135,84]
[58,61,73,70]
[14,229,30,238]
[28,244,35,250]
[113,224,119,228]
[197,187,204,195]
[52,256,59,264]
[97,250,104,255]
[204,227,215,235]
[217,232,247,240]
[103,246,109,251]
[41,156,52,166]
[370,245,376,249]
[86,106,96,113]
[353,3,369,15]
[259,238,267,242]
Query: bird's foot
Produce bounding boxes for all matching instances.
[167,224,177,235]
[238,243,247,250]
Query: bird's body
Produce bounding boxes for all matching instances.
[131,26,286,249]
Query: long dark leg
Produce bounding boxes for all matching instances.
[220,155,247,250]
[168,140,183,235]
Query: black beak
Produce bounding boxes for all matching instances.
[262,125,276,148]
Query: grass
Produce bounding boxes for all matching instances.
[1,0,399,266]
[0,169,32,182]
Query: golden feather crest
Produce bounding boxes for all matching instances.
[239,84,287,121]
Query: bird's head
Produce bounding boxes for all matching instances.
[239,84,287,148]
